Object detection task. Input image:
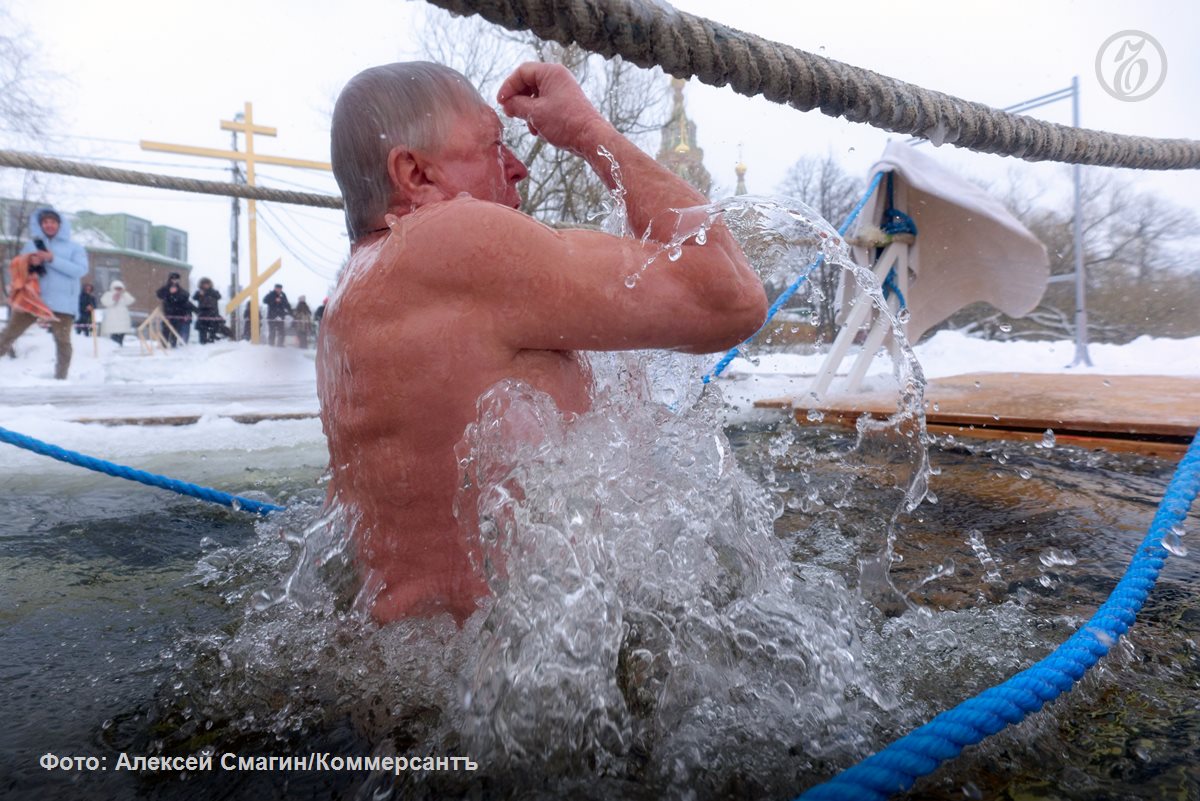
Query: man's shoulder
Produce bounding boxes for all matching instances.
[403,197,542,243]
[388,198,557,271]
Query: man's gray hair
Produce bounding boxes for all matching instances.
[331,61,485,242]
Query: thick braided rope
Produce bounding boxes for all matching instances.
[0,149,342,209]
[799,429,1200,801]
[0,425,284,516]
[426,0,1200,170]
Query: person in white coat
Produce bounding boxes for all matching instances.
[99,280,136,346]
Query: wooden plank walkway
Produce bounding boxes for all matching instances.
[756,373,1200,459]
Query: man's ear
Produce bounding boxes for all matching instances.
[387,146,440,205]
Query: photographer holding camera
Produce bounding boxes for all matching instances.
[0,207,90,379]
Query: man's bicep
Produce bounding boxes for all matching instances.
[408,200,754,354]
[466,220,723,353]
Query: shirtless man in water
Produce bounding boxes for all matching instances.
[319,61,766,624]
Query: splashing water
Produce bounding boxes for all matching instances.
[451,372,894,789]
[163,170,946,798]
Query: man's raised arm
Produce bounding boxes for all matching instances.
[500,63,715,243]
[496,62,766,353]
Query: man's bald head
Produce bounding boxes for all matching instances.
[331,61,487,242]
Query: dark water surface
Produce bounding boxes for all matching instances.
[1,427,1197,801]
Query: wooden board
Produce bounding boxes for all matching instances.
[756,373,1200,458]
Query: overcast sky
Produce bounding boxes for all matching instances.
[3,0,1196,306]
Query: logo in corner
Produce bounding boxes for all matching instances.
[1095,30,1167,102]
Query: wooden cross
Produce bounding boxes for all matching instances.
[141,102,331,342]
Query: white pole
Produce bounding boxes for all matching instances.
[1070,76,1092,367]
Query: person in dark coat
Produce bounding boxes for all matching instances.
[192,277,225,344]
[262,283,292,347]
[156,272,196,346]
[76,283,97,335]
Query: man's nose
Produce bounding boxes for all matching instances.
[504,147,528,182]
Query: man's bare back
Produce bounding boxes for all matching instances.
[319,61,766,624]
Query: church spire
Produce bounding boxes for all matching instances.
[735,144,748,195]
[657,77,712,197]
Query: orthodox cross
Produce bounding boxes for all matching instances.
[141,102,331,342]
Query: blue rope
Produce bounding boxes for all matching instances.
[0,425,284,516]
[798,429,1200,801]
[876,172,914,311]
[702,171,887,384]
[880,208,917,239]
[881,269,906,309]
[879,171,918,240]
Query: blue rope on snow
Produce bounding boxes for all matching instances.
[0,425,284,516]
[798,429,1200,801]
[702,170,887,384]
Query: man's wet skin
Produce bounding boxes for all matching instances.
[319,61,766,623]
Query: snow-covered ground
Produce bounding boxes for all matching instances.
[0,333,323,481]
[0,325,1196,473]
[721,329,1200,412]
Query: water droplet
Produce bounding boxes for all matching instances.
[1040,429,1056,449]
[1039,548,1078,567]
[897,308,911,324]
[624,274,638,289]
[1162,530,1188,556]
[667,246,683,261]
[1018,468,1032,479]
[932,402,940,412]
[806,409,825,422]
[695,228,707,245]
[973,380,981,389]
[998,323,1012,333]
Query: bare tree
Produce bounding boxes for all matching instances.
[941,168,1200,342]
[0,9,55,142]
[417,7,669,226]
[773,153,865,340]
[0,9,59,302]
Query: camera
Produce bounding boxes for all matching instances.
[29,238,48,276]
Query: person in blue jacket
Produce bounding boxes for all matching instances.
[0,207,90,379]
